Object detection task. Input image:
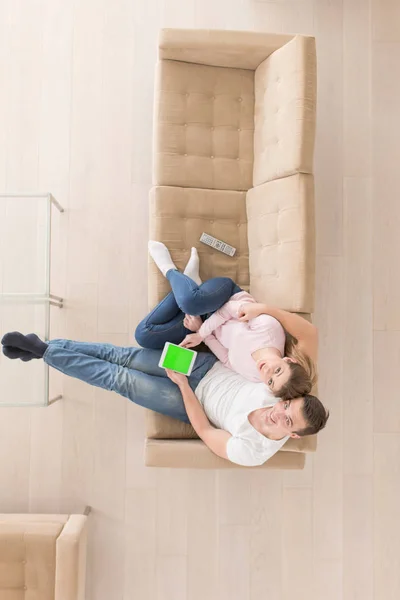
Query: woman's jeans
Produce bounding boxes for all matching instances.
[44,339,217,423]
[135,271,242,349]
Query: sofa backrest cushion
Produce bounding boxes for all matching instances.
[253,35,316,186]
[246,173,315,314]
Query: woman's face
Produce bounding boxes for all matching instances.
[256,356,295,394]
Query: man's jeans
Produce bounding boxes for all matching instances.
[44,339,217,423]
[135,271,242,349]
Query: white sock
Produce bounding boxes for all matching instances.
[148,241,177,277]
[184,247,202,286]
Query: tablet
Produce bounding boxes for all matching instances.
[158,342,197,376]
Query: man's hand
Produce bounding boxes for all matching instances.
[165,369,188,388]
[180,332,203,348]
[237,302,265,322]
[183,314,202,332]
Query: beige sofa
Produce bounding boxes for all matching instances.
[0,511,89,600]
[145,29,317,469]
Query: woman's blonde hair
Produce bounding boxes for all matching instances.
[273,331,318,400]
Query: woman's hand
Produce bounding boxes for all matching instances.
[183,314,203,332]
[180,332,203,348]
[165,369,188,388]
[237,302,265,322]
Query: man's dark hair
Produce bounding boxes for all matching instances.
[294,394,330,436]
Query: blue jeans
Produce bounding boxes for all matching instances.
[135,271,242,349]
[44,339,217,422]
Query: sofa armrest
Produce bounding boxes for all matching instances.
[159,28,294,70]
[55,515,88,600]
[145,439,306,469]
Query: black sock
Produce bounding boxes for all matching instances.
[1,332,48,358]
[2,346,38,361]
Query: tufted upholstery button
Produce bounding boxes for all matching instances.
[186,93,189,97]
[211,126,214,131]
[238,128,241,132]
[184,123,187,127]
[237,223,241,227]
[211,155,214,159]
[210,220,214,224]
[238,97,242,102]
[184,153,188,156]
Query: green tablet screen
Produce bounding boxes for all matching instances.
[162,344,195,374]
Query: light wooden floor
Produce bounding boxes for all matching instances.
[0,0,398,598]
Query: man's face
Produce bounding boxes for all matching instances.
[260,397,308,439]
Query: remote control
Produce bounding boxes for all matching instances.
[200,232,236,257]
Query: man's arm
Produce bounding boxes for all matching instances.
[178,379,231,460]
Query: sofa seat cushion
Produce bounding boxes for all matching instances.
[148,186,249,310]
[253,35,316,186]
[246,173,315,313]
[154,60,254,191]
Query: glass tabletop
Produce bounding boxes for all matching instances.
[0,194,51,297]
[0,194,64,407]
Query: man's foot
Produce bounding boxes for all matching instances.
[148,241,178,277]
[184,247,202,286]
[2,345,38,362]
[1,332,48,358]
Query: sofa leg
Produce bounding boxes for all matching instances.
[83,506,91,517]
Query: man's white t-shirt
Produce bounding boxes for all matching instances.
[195,362,289,467]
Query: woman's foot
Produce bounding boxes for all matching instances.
[1,332,48,358]
[148,241,178,277]
[184,247,202,286]
[2,345,38,361]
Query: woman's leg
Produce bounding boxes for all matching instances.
[135,292,191,349]
[166,270,241,315]
[136,275,242,349]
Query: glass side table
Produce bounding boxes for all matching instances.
[0,193,64,407]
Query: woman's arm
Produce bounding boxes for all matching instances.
[166,370,231,460]
[239,303,318,361]
[202,334,231,367]
[198,300,243,339]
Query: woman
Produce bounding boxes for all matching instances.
[142,241,317,398]
[1,330,328,467]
